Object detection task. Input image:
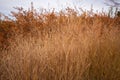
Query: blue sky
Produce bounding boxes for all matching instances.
[0,0,115,16]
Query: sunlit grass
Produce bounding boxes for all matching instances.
[0,5,120,80]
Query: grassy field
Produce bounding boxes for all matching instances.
[0,6,120,80]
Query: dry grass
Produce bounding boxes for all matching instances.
[0,6,120,80]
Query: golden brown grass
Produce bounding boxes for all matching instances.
[0,6,120,80]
